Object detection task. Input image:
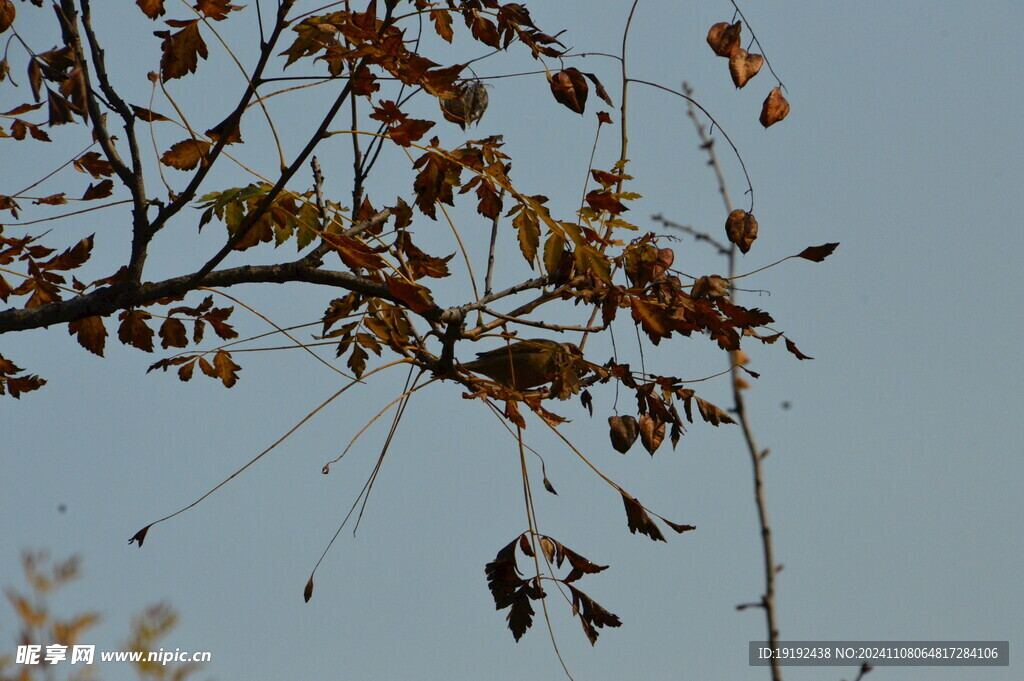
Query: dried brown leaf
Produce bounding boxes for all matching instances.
[797,242,840,262]
[785,338,813,360]
[638,413,665,455]
[117,310,155,352]
[68,316,106,356]
[160,139,211,170]
[157,20,208,80]
[621,492,666,542]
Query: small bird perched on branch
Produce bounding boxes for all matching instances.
[461,338,585,393]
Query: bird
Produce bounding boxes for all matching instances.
[461,338,584,391]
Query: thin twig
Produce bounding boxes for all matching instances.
[480,307,603,333]
[684,87,783,681]
[483,188,505,297]
[683,81,734,214]
[310,157,328,229]
[727,1,786,91]
[629,78,755,212]
[652,214,730,256]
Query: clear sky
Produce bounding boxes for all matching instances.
[2,1,1021,680]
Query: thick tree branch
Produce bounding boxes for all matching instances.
[74,0,151,282]
[0,264,390,334]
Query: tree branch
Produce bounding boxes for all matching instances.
[148,0,296,236]
[0,264,392,334]
[74,0,151,282]
[683,88,784,681]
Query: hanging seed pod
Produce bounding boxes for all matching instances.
[440,79,489,130]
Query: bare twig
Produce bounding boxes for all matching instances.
[851,663,873,681]
[683,87,783,681]
[727,1,786,91]
[630,78,755,212]
[483,188,505,297]
[310,156,328,229]
[62,0,151,281]
[652,213,730,256]
[480,307,603,333]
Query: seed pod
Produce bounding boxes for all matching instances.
[440,80,489,129]
[608,415,640,453]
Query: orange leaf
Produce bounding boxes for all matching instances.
[695,396,735,426]
[468,11,499,47]
[196,0,241,21]
[384,275,436,314]
[131,105,171,122]
[638,413,665,455]
[212,349,240,387]
[159,317,188,349]
[157,20,208,80]
[47,89,76,126]
[117,310,155,352]
[590,169,626,187]
[2,103,43,116]
[585,190,627,215]
[205,115,242,144]
[160,139,211,170]
[321,232,386,271]
[73,151,114,178]
[44,235,93,271]
[388,118,435,147]
[68,316,106,356]
[630,298,672,344]
[662,519,697,534]
[760,87,790,128]
[202,307,237,340]
[33,193,67,206]
[136,0,165,19]
[430,9,453,42]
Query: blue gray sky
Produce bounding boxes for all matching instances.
[2,1,1021,679]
